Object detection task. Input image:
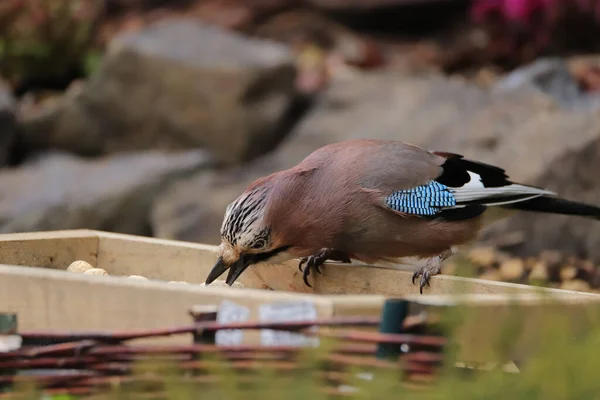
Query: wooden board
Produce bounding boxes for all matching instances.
[0,230,98,270]
[0,229,599,299]
[0,260,599,363]
[0,264,338,345]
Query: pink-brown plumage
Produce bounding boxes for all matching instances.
[263,140,481,263]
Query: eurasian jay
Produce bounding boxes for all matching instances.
[205,139,600,293]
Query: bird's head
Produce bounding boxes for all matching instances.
[204,184,291,286]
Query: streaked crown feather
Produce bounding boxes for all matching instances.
[221,185,271,248]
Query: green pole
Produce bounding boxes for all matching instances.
[0,313,17,393]
[376,299,408,360]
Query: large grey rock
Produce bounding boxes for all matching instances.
[0,150,212,235]
[493,58,600,111]
[151,156,279,244]
[152,70,600,262]
[482,136,600,261]
[0,82,17,166]
[19,19,302,164]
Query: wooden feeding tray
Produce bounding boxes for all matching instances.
[1,229,598,297]
[0,229,599,347]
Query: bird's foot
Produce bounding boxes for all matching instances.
[411,263,442,295]
[411,249,454,294]
[298,248,351,288]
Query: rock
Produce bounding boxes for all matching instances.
[467,246,497,267]
[0,149,211,235]
[0,81,17,166]
[151,161,270,243]
[84,268,109,276]
[493,58,600,111]
[128,275,148,280]
[499,258,525,281]
[559,265,578,282]
[486,136,600,262]
[66,260,94,273]
[539,250,563,268]
[19,18,305,164]
[560,279,591,292]
[528,261,549,282]
[200,280,244,288]
[153,69,600,260]
[478,270,502,282]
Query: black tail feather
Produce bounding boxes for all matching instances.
[502,196,600,220]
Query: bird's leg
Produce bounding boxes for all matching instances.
[298,248,351,288]
[411,248,454,294]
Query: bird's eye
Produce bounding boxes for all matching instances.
[250,239,266,250]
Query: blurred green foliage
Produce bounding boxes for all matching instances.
[0,0,104,90]
[9,298,600,400]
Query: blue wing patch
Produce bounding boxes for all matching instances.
[385,181,456,216]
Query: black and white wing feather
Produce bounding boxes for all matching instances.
[385,151,556,221]
[433,152,555,207]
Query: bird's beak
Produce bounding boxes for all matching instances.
[225,254,252,285]
[205,256,229,285]
[205,254,253,286]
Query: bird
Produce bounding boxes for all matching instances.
[204,139,600,294]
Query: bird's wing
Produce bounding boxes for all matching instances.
[430,152,556,207]
[360,144,555,221]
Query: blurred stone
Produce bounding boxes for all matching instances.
[579,259,596,275]
[0,149,212,235]
[559,265,578,282]
[151,157,275,244]
[128,275,148,280]
[254,9,386,71]
[493,58,600,111]
[499,258,525,281]
[84,268,109,276]
[478,270,502,282]
[486,136,600,263]
[560,279,591,292]
[440,261,458,276]
[153,70,600,255]
[67,260,94,273]
[529,261,549,282]
[538,249,563,268]
[467,246,497,267]
[200,279,244,288]
[0,81,17,166]
[19,18,304,164]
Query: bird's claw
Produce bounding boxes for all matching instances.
[298,249,351,288]
[299,255,324,288]
[411,250,453,294]
[411,265,441,295]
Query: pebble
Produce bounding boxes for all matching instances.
[539,250,563,267]
[467,246,497,266]
[499,258,525,281]
[66,260,94,273]
[83,268,109,276]
[559,265,578,281]
[560,279,591,292]
[128,275,148,281]
[529,261,549,282]
[478,270,502,282]
[200,280,245,289]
